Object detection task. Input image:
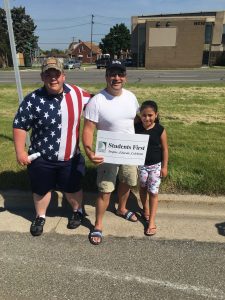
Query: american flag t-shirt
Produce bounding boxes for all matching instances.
[13,83,91,161]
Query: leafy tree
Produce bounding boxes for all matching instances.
[0,8,11,67]
[99,23,130,58]
[0,6,38,67]
[11,6,38,66]
[42,48,66,56]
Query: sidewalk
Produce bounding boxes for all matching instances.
[1,189,225,209]
[1,190,225,242]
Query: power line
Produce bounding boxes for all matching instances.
[94,14,130,21]
[37,22,90,31]
[34,15,91,22]
[39,42,70,44]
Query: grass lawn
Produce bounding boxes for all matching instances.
[0,83,225,195]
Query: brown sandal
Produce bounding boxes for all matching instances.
[145,226,157,236]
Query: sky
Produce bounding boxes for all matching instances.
[1,0,225,50]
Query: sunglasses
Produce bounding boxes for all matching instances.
[108,72,126,78]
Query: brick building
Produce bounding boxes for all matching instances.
[68,41,101,63]
[131,11,225,69]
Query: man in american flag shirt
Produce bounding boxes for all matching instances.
[13,57,91,236]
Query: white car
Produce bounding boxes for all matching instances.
[64,60,81,69]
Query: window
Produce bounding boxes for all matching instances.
[222,24,225,44]
[205,23,213,44]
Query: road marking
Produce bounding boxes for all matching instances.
[75,266,225,299]
[160,79,222,82]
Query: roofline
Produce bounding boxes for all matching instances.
[137,11,220,18]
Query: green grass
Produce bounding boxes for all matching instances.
[1,83,225,195]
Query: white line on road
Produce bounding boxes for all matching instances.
[160,79,222,82]
[75,266,225,299]
[1,253,224,298]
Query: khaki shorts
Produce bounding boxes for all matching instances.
[97,163,137,193]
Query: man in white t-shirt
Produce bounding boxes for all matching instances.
[83,60,139,245]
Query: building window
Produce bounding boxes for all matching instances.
[205,23,213,44]
[222,24,225,44]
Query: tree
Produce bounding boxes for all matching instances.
[0,6,38,67]
[99,23,130,59]
[11,6,38,66]
[0,8,11,67]
[42,49,66,56]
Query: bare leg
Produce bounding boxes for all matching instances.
[95,192,111,230]
[90,192,111,244]
[117,182,137,221]
[33,192,51,216]
[65,190,82,211]
[139,186,149,221]
[146,193,158,235]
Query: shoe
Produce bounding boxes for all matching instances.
[67,211,84,229]
[89,229,103,245]
[30,217,45,236]
[115,210,138,222]
[145,226,157,236]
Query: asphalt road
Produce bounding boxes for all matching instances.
[0,232,225,300]
[1,191,225,300]
[1,67,225,84]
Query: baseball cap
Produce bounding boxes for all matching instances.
[41,57,63,73]
[106,60,126,72]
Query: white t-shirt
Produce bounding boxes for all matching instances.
[84,88,139,134]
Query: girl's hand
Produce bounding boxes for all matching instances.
[160,166,168,178]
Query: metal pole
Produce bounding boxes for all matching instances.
[4,0,30,146]
[137,23,139,68]
[90,14,94,64]
[3,0,23,104]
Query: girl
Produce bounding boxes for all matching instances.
[135,100,168,236]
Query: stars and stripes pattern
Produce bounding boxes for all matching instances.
[13,83,91,161]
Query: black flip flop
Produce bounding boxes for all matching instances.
[89,229,103,245]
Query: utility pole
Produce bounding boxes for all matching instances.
[90,14,94,64]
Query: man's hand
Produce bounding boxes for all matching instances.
[85,147,104,165]
[16,150,31,166]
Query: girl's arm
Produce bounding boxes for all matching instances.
[160,129,168,178]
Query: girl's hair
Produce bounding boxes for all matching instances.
[140,100,160,123]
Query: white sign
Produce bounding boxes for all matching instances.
[95,130,149,165]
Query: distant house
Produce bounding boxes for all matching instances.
[68,40,102,63]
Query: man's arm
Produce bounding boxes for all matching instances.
[82,119,104,165]
[13,128,30,165]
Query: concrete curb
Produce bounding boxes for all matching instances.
[0,189,225,210]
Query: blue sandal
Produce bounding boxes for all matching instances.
[116,210,137,222]
[89,229,103,245]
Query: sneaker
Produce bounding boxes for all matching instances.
[67,211,84,229]
[30,217,45,236]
